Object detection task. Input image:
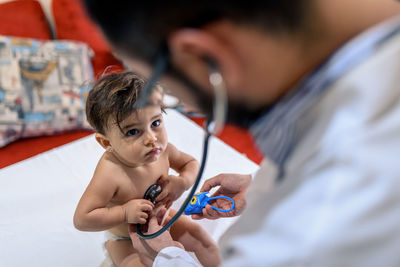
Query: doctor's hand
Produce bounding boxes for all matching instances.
[129,209,184,266]
[192,173,252,220]
[155,175,186,208]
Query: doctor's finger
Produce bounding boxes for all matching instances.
[202,204,222,219]
[155,207,168,223]
[192,211,212,220]
[165,200,172,209]
[157,175,170,186]
[215,198,234,209]
[155,190,168,202]
[161,213,172,226]
[201,175,224,192]
[191,213,204,220]
[147,214,163,232]
[128,226,147,251]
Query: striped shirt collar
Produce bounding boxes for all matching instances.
[250,16,400,176]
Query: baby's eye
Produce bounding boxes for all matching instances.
[126,128,139,136]
[152,120,161,127]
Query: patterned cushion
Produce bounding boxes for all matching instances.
[0,35,94,147]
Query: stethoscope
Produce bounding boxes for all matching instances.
[136,54,227,239]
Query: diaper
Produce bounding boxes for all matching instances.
[99,252,116,267]
[100,232,130,267]
[105,231,131,241]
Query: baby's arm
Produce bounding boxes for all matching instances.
[74,163,153,231]
[156,143,200,205]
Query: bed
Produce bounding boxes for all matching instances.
[0,109,259,267]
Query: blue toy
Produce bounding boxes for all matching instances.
[184,192,235,215]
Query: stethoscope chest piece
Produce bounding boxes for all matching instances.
[143,184,162,204]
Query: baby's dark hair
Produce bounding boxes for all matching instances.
[86,71,163,135]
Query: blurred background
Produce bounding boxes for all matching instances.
[0,0,263,169]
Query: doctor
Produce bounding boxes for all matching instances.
[84,0,400,266]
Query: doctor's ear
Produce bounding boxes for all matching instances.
[167,28,243,92]
[95,133,111,151]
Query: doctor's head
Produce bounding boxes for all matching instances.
[86,71,168,167]
[83,0,387,128]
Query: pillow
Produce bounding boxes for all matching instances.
[0,0,52,40]
[0,35,94,147]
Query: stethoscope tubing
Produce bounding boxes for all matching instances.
[136,124,212,239]
[136,59,227,239]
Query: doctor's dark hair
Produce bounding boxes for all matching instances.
[83,0,311,64]
[85,71,163,135]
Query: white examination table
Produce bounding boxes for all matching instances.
[0,109,259,267]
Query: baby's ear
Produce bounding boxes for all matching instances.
[95,133,111,150]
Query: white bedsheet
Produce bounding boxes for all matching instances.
[0,109,259,267]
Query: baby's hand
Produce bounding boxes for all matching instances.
[123,199,154,224]
[155,175,186,208]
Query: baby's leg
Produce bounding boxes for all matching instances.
[169,210,221,267]
[105,239,146,267]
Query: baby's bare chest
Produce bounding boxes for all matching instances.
[111,158,169,204]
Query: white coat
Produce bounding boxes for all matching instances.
[153,16,400,267]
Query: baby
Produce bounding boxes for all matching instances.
[73,72,220,267]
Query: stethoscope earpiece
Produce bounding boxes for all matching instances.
[206,60,228,136]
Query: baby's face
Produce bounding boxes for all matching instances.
[106,94,168,167]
